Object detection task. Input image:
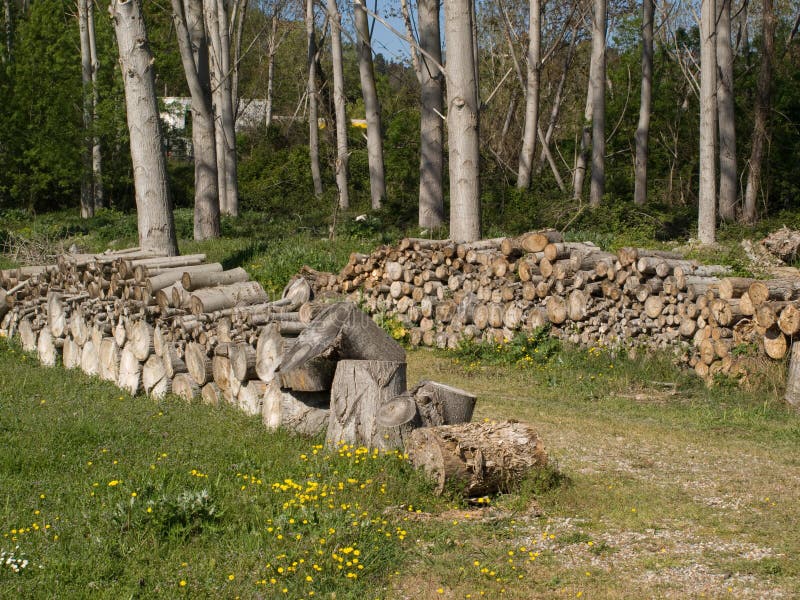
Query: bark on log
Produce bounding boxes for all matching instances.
[326,360,407,449]
[172,372,199,401]
[262,380,330,436]
[281,302,405,375]
[405,420,549,496]
[784,341,800,410]
[189,281,268,314]
[182,266,249,291]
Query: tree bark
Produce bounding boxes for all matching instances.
[326,360,407,449]
[633,0,654,206]
[698,0,717,244]
[79,0,94,219]
[328,0,349,209]
[354,0,386,209]
[265,13,278,128]
[717,0,737,222]
[516,0,541,190]
[416,0,444,228]
[405,421,549,496]
[87,0,103,210]
[172,0,220,241]
[589,0,606,207]
[110,0,178,256]
[305,0,323,196]
[743,0,775,224]
[205,0,239,216]
[444,0,481,242]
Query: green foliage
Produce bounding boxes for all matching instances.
[452,327,561,368]
[373,312,410,344]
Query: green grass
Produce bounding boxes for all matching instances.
[2,339,799,598]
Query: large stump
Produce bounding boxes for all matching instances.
[326,360,407,450]
[405,421,549,496]
[262,380,330,436]
[280,302,405,376]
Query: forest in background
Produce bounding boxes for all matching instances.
[1,0,800,247]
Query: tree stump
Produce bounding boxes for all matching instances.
[405,421,549,496]
[326,360,407,449]
[280,302,405,377]
[262,380,330,436]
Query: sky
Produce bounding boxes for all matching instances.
[362,1,413,65]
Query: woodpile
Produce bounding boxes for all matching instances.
[762,226,800,264]
[305,230,800,384]
[0,246,552,493]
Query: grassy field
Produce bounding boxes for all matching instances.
[1,339,798,599]
[1,209,800,598]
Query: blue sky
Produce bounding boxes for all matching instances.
[363,1,413,64]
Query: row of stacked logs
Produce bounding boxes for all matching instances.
[304,230,800,384]
[0,247,548,495]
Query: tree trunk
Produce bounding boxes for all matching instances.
[698,0,717,244]
[354,0,386,209]
[110,0,178,256]
[743,0,775,224]
[230,0,248,120]
[589,0,606,207]
[305,0,323,196]
[444,0,481,242]
[87,0,103,210]
[3,0,11,63]
[785,342,800,411]
[516,0,541,190]
[417,0,444,228]
[717,0,737,222]
[573,39,595,201]
[79,0,94,219]
[171,0,220,241]
[405,421,549,496]
[328,0,349,209]
[633,0,654,206]
[326,360,407,449]
[205,0,238,217]
[265,14,277,128]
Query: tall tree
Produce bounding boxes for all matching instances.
[589,0,606,207]
[305,0,323,196]
[444,0,481,242]
[403,0,444,229]
[717,0,737,221]
[205,0,239,216]
[110,0,178,256]
[698,0,717,244]
[743,0,775,223]
[327,0,349,209]
[87,0,102,210]
[633,0,653,206]
[516,0,541,190]
[353,0,385,209]
[171,0,220,240]
[78,0,95,218]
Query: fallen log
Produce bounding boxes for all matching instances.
[405,420,549,496]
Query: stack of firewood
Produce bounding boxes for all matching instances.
[0,246,551,495]
[307,230,800,381]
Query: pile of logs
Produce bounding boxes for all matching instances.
[0,247,549,496]
[305,230,800,382]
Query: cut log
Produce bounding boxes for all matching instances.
[719,277,757,300]
[172,372,199,401]
[280,302,405,375]
[129,320,154,361]
[118,345,142,395]
[182,267,249,291]
[778,304,800,336]
[405,421,549,496]
[229,342,257,382]
[784,342,800,410]
[189,281,269,315]
[326,360,407,449]
[19,318,37,353]
[201,382,221,406]
[238,380,268,416]
[279,357,336,392]
[185,342,212,386]
[98,337,120,382]
[142,354,167,394]
[764,328,788,360]
[37,330,58,367]
[262,380,330,436]
[80,339,99,376]
[62,336,81,369]
[255,323,283,382]
[145,263,223,293]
